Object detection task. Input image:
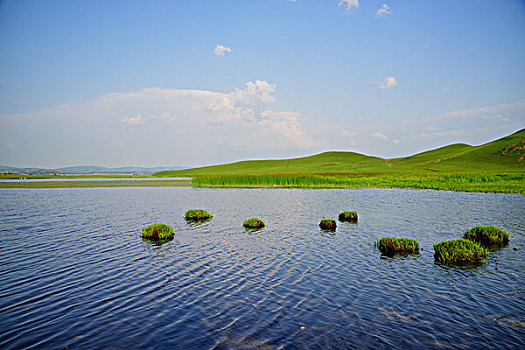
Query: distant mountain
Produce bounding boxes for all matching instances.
[156,128,525,176]
[0,165,62,175]
[0,165,186,175]
[56,166,186,175]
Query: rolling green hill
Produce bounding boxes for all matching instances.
[157,128,525,177]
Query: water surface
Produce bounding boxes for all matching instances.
[0,177,190,183]
[0,188,523,349]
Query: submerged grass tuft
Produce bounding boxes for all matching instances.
[377,237,419,255]
[243,218,265,228]
[463,225,509,247]
[339,211,358,222]
[141,223,174,240]
[319,218,337,231]
[184,209,213,220]
[434,238,488,264]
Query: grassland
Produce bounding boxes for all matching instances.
[2,129,523,192]
[157,129,525,194]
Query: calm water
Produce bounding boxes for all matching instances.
[0,177,190,183]
[0,187,523,349]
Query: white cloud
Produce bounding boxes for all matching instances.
[376,4,391,17]
[230,80,276,106]
[214,44,232,57]
[379,76,398,90]
[371,131,388,140]
[411,100,525,124]
[339,0,359,11]
[0,81,314,166]
[122,113,145,126]
[419,130,465,139]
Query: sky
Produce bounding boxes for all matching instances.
[0,0,524,168]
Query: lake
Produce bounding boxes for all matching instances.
[0,177,190,183]
[0,187,523,349]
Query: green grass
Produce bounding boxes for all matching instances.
[433,239,488,265]
[188,173,524,193]
[463,225,509,247]
[155,129,525,194]
[377,237,420,255]
[141,223,174,240]
[184,209,213,220]
[319,218,337,230]
[243,218,265,228]
[339,211,358,222]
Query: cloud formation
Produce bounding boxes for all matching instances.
[0,81,314,166]
[379,76,398,90]
[371,131,388,140]
[214,44,232,57]
[376,4,391,17]
[339,0,359,11]
[122,114,145,126]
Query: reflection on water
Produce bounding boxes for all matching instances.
[141,236,175,246]
[185,218,213,228]
[244,227,265,235]
[0,187,524,349]
[0,177,191,183]
[319,229,337,239]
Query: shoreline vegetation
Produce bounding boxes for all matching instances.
[158,129,525,194]
[1,129,523,193]
[189,173,524,194]
[0,178,190,188]
[0,173,522,193]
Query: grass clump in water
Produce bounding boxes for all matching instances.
[463,225,509,247]
[339,211,358,222]
[243,218,265,229]
[434,238,488,265]
[141,223,174,240]
[319,218,337,231]
[377,237,419,255]
[184,209,213,221]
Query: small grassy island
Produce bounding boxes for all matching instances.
[141,223,174,240]
[463,225,509,247]
[184,209,213,221]
[339,211,358,222]
[319,218,337,231]
[434,239,488,265]
[243,218,265,229]
[377,237,419,255]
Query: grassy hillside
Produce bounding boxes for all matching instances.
[158,129,525,177]
[157,151,385,176]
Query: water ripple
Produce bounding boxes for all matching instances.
[0,188,524,349]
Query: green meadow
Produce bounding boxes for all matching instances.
[2,129,523,193]
[158,129,525,194]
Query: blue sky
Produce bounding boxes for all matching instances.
[1,0,524,168]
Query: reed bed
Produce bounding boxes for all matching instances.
[191,173,524,194]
